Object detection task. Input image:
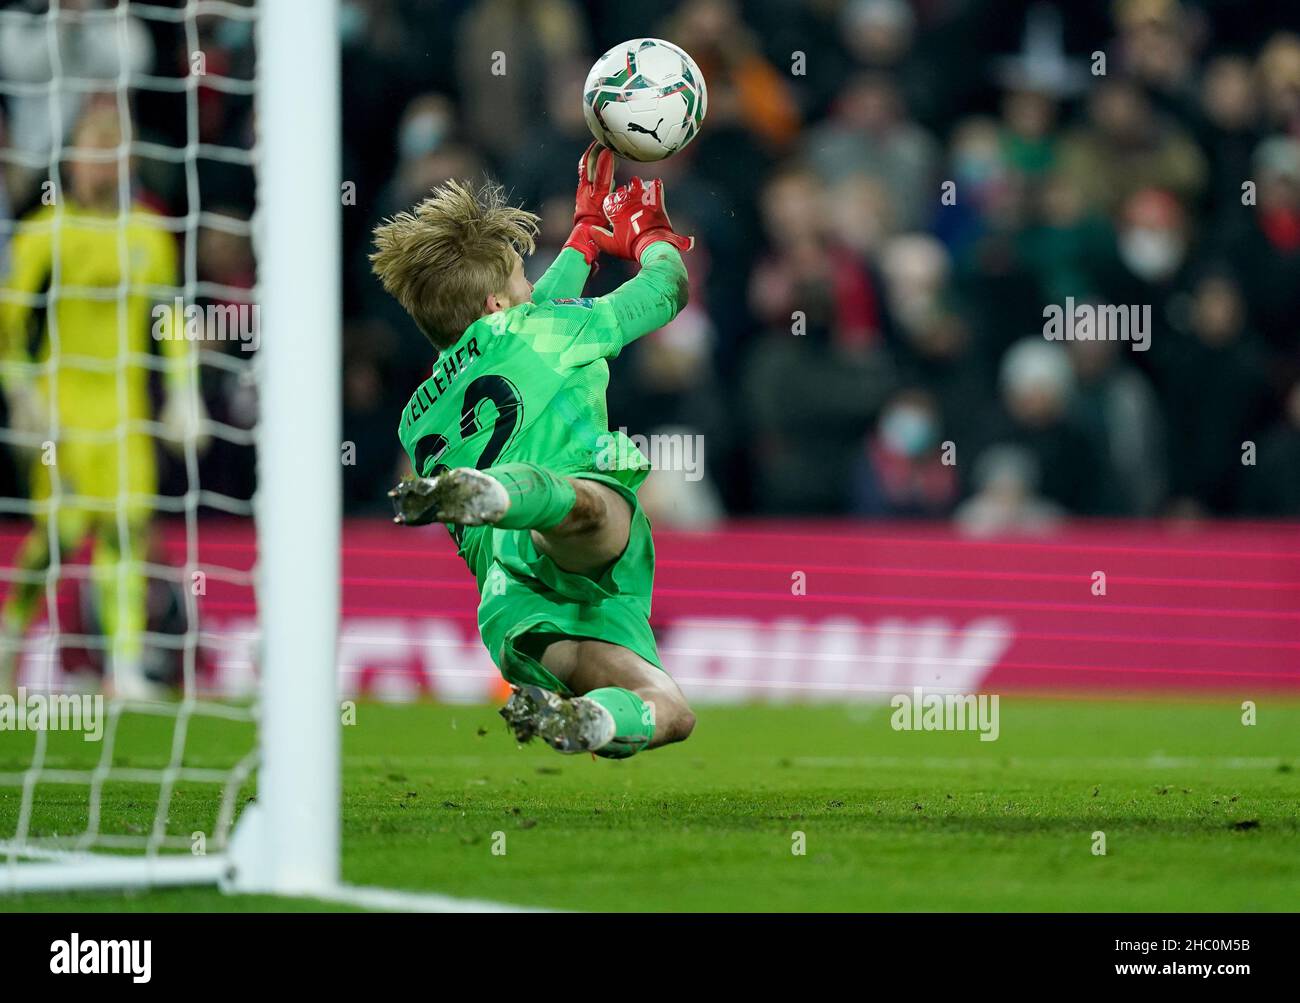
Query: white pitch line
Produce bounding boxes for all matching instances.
[786,755,1290,770]
[315,882,549,913]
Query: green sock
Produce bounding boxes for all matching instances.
[585,687,656,759]
[485,463,577,531]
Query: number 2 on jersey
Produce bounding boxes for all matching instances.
[413,375,521,479]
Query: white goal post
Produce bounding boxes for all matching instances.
[231,0,341,898]
[0,0,341,898]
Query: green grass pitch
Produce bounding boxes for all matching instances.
[2,697,1298,911]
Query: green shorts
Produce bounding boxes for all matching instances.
[474,473,661,695]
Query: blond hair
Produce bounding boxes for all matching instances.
[370,179,539,349]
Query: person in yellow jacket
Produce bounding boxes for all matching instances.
[0,104,207,698]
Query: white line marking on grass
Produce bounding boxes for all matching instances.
[318,883,550,913]
[788,756,1289,770]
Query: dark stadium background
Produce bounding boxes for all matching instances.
[1,0,1298,700]
[3,0,1299,524]
[338,0,1300,525]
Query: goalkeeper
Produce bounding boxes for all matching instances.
[373,144,696,758]
[0,105,205,698]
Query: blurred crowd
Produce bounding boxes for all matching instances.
[4,0,1300,529]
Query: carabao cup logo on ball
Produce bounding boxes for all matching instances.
[583,38,707,163]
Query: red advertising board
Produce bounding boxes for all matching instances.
[2,518,1297,700]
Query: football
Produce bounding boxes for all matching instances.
[583,38,707,162]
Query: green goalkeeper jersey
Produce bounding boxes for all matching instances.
[397,242,688,585]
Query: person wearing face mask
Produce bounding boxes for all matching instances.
[377,95,466,214]
[398,100,453,162]
[358,96,484,399]
[1116,187,1190,285]
[852,390,958,517]
[1094,187,1194,369]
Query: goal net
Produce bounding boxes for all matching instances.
[0,0,340,897]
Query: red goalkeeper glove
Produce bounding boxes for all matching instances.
[562,141,617,265]
[591,176,694,263]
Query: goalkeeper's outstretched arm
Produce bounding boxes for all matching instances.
[529,242,688,371]
[599,242,689,350]
[530,142,617,303]
[584,172,693,353]
[531,246,592,303]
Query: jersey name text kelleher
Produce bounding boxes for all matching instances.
[406,337,481,426]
